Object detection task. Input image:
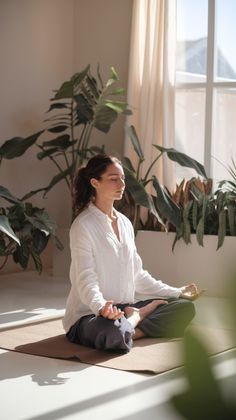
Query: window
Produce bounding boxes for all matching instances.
[175,0,236,183]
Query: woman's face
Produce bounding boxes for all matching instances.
[91,162,125,202]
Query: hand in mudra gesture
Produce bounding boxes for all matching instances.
[180,283,206,301]
[99,300,124,320]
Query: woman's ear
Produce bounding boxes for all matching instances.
[90,178,99,189]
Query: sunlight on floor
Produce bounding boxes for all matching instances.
[0,271,235,420]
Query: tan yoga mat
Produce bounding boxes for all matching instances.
[0,319,235,374]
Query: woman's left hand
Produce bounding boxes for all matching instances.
[180,283,206,300]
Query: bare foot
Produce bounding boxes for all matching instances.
[124,300,168,329]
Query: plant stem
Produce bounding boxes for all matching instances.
[75,124,89,168]
[0,255,8,270]
[143,152,163,182]
[70,99,75,163]
[83,124,93,151]
[136,158,142,180]
[36,144,71,190]
[133,204,141,234]
[63,150,72,182]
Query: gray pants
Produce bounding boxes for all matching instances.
[66,298,195,353]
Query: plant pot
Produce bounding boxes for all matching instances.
[135,231,236,297]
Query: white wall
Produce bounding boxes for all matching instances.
[0,0,74,223]
[74,0,133,157]
[0,0,133,272]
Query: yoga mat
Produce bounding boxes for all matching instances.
[0,319,235,374]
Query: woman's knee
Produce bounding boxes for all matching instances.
[180,299,196,321]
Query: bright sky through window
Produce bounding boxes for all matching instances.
[177,0,236,74]
[175,0,236,182]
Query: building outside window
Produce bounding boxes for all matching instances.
[175,0,236,184]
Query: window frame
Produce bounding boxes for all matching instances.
[176,0,236,176]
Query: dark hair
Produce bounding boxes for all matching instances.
[73,153,122,216]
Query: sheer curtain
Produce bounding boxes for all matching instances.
[125,0,176,190]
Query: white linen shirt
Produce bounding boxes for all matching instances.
[63,203,182,333]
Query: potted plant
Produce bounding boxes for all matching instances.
[0,130,63,273]
[0,66,130,275]
[122,126,236,297]
[17,65,130,217]
[0,185,62,273]
[117,125,206,232]
[0,66,130,215]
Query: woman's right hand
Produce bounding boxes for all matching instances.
[99,300,124,320]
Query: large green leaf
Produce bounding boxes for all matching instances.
[126,125,144,161]
[0,215,20,245]
[46,102,68,113]
[110,87,125,95]
[71,65,90,88]
[86,74,100,100]
[228,204,236,236]
[30,249,43,274]
[124,168,160,220]
[196,196,208,246]
[0,131,44,159]
[32,230,49,254]
[53,65,90,100]
[105,100,127,114]
[152,176,181,228]
[37,147,59,160]
[47,125,68,133]
[122,157,136,173]
[0,186,21,204]
[182,201,193,244]
[53,81,74,100]
[217,209,226,250]
[74,94,93,124]
[105,66,119,88]
[42,134,71,149]
[25,215,50,235]
[153,145,208,179]
[172,330,227,420]
[196,219,204,246]
[94,105,117,133]
[13,240,30,270]
[192,200,198,230]
[32,209,57,235]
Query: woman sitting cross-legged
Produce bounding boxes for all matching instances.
[63,154,204,353]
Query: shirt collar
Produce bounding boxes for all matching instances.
[88,202,119,222]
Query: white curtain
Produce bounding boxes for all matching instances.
[125,0,176,191]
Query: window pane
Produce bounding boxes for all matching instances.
[176,0,208,83]
[175,89,205,181]
[212,88,236,182]
[215,0,236,81]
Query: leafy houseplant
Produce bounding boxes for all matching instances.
[0,131,63,273]
[171,178,236,250]
[151,174,236,250]
[121,125,236,250]
[0,186,62,273]
[0,66,130,218]
[118,125,207,234]
[0,66,129,273]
